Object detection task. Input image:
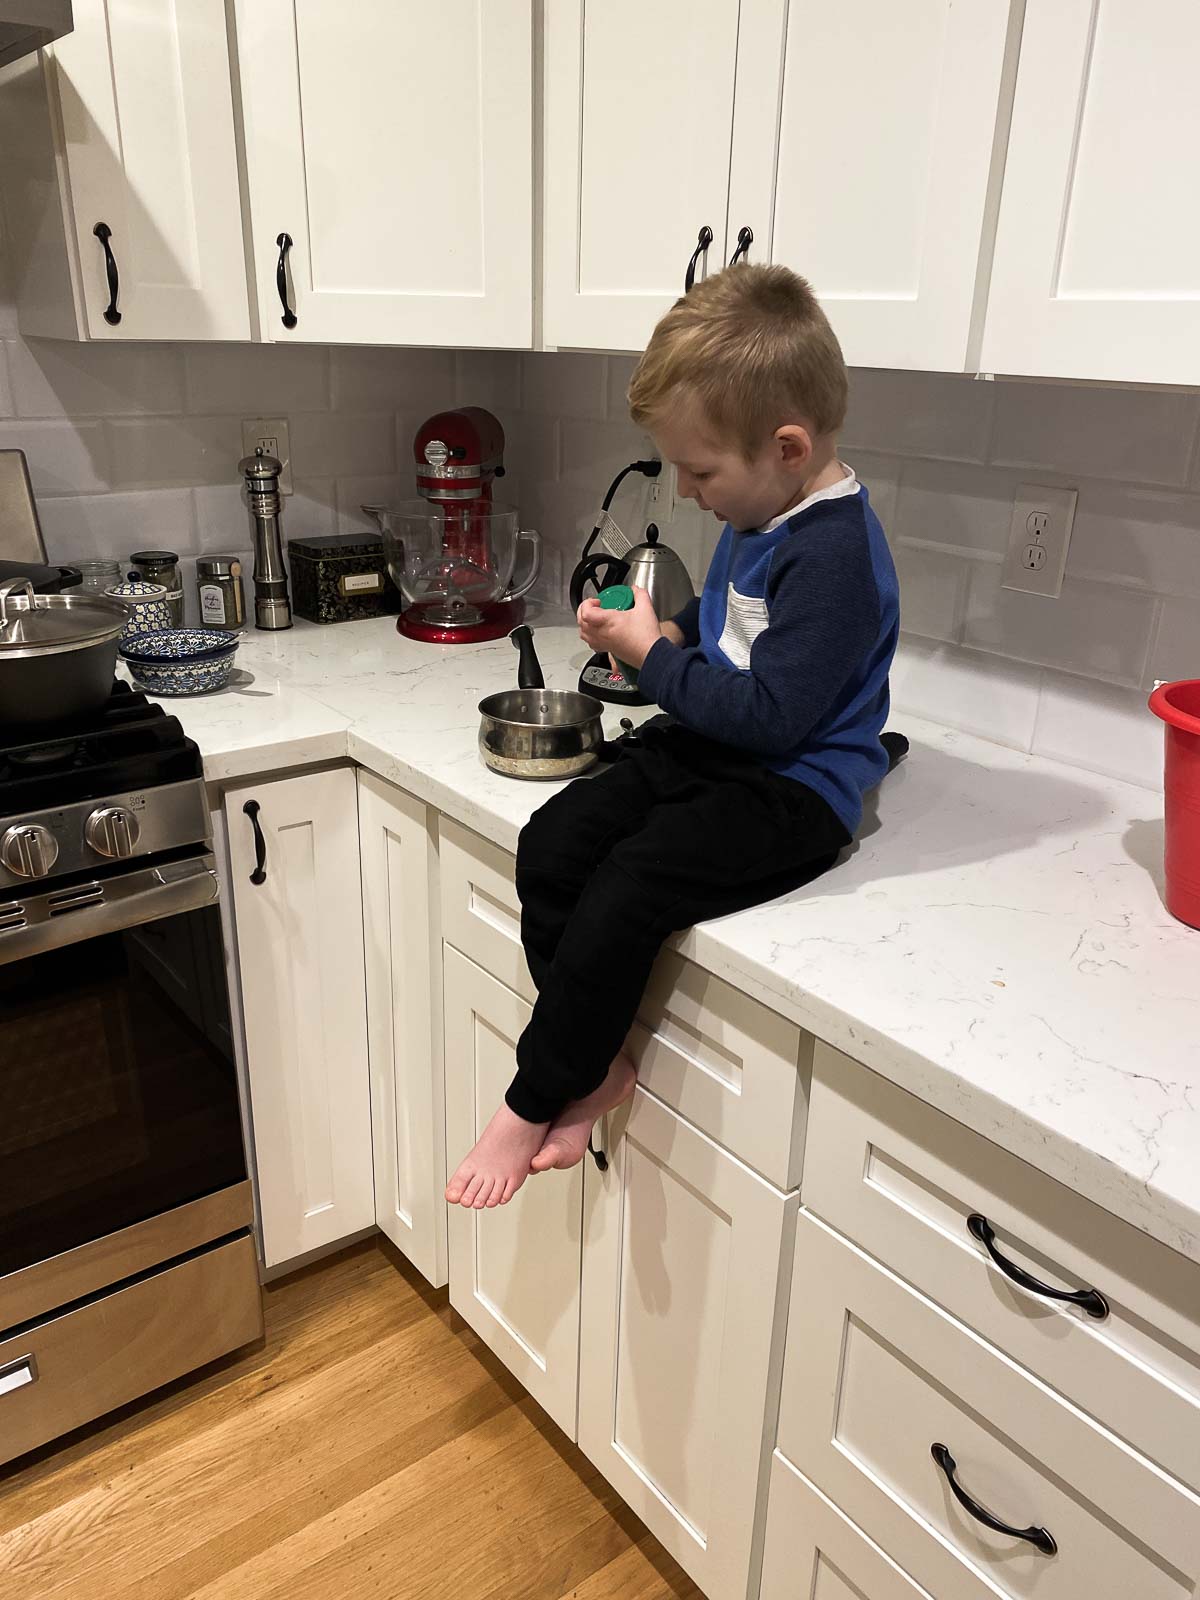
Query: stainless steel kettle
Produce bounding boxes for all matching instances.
[569,523,695,622]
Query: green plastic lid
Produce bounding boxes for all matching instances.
[599,584,635,611]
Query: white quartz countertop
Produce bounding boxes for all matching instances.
[154,609,1200,1265]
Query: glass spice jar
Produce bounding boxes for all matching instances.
[68,558,122,596]
[197,555,246,630]
[130,549,184,627]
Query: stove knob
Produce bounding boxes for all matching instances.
[84,806,141,860]
[1,823,59,880]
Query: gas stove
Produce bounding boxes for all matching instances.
[0,682,209,896]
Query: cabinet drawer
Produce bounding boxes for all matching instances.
[779,1212,1200,1600]
[439,818,809,1187]
[440,817,532,1000]
[804,1043,1200,1490]
[761,1453,966,1600]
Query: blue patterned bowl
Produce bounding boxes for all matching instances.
[119,628,239,664]
[120,628,239,695]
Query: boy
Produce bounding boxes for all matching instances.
[446,264,899,1210]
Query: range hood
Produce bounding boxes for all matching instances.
[0,1,73,69]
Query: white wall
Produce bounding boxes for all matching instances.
[502,353,1200,791]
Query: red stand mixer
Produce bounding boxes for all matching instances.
[364,408,540,644]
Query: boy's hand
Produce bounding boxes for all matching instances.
[577,585,663,670]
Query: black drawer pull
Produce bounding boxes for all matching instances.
[242,800,267,885]
[932,1443,1056,1556]
[967,1213,1109,1320]
[684,225,713,293]
[93,222,122,324]
[728,225,753,265]
[275,232,298,328]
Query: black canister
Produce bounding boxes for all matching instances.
[288,532,402,624]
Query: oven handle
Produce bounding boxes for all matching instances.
[0,855,220,965]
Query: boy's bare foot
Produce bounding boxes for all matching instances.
[445,1105,550,1209]
[530,1053,638,1174]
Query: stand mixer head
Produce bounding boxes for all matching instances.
[362,407,541,644]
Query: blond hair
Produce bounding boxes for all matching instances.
[628,264,847,456]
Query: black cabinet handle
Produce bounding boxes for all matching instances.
[684,225,713,292]
[275,233,297,329]
[242,800,267,885]
[967,1214,1109,1320]
[587,1133,608,1172]
[93,222,122,325]
[728,226,753,266]
[931,1444,1056,1556]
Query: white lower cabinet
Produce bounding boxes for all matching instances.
[358,773,446,1288]
[778,1211,1200,1600]
[761,1454,941,1600]
[442,946,583,1439]
[579,1086,798,1600]
[225,768,374,1268]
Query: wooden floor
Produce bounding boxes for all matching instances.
[1,1240,704,1600]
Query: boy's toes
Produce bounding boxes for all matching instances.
[473,1177,497,1209]
[445,1169,470,1204]
[460,1171,486,1208]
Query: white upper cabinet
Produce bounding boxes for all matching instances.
[0,0,251,341]
[542,0,743,351]
[729,0,1023,372]
[983,0,1200,383]
[233,0,533,348]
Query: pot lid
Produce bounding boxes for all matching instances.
[0,580,126,654]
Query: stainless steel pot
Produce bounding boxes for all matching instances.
[0,578,126,726]
[478,626,604,780]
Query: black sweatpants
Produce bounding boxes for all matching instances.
[505,723,851,1124]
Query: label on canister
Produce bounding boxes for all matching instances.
[199,584,227,625]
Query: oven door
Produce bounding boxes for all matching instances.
[0,855,248,1286]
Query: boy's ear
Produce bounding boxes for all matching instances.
[774,423,814,472]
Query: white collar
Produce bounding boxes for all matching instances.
[753,462,860,534]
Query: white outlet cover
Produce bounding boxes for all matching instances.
[241,417,292,495]
[1001,482,1077,598]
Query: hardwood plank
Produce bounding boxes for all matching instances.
[0,1242,701,1600]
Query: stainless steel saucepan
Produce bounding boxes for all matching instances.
[478,626,604,780]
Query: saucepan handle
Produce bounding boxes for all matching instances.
[510,625,545,690]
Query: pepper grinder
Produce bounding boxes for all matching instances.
[239,449,292,630]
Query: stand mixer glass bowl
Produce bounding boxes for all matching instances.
[366,501,541,629]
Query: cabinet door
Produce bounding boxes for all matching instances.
[49,0,251,340]
[579,1087,798,1600]
[729,0,1022,371]
[225,769,373,1268]
[543,0,743,351]
[983,0,1200,382]
[359,773,446,1289]
[442,948,582,1438]
[233,0,532,348]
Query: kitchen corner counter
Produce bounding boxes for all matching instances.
[155,609,1200,1265]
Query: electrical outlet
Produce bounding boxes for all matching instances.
[241,417,292,494]
[647,462,677,521]
[1001,483,1077,598]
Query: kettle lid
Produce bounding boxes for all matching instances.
[628,523,685,564]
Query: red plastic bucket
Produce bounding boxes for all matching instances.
[1149,678,1200,929]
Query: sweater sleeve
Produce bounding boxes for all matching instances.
[670,596,701,647]
[638,514,880,756]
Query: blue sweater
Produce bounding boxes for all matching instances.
[638,470,899,835]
